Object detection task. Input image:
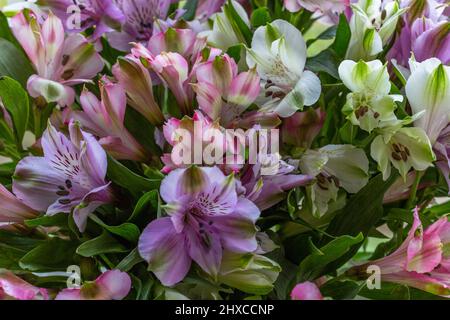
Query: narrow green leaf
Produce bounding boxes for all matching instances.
[116,248,143,272]
[297,234,364,281]
[90,215,140,243]
[332,14,351,58]
[76,231,128,257]
[107,155,161,196]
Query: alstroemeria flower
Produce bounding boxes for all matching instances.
[406,58,450,145]
[339,60,401,133]
[0,269,48,300]
[131,41,222,117]
[0,183,38,230]
[161,111,226,173]
[106,0,172,51]
[200,0,250,51]
[402,0,446,26]
[112,56,165,126]
[12,122,114,232]
[74,78,147,161]
[281,108,326,149]
[283,0,348,15]
[10,12,104,107]
[390,18,450,68]
[299,145,369,217]
[138,166,260,286]
[133,45,194,116]
[240,158,314,211]
[346,0,406,60]
[193,54,273,128]
[370,120,435,181]
[246,20,321,118]
[147,28,199,60]
[39,0,125,40]
[218,251,281,295]
[350,208,450,297]
[56,270,131,300]
[290,281,324,300]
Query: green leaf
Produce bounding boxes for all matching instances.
[317,173,398,271]
[116,248,143,272]
[251,7,271,28]
[320,280,363,300]
[0,38,34,88]
[90,215,140,243]
[297,233,364,282]
[0,76,30,145]
[107,155,161,196]
[226,44,244,63]
[128,190,160,223]
[0,244,26,270]
[19,239,78,271]
[0,12,19,47]
[332,14,351,58]
[306,25,337,47]
[0,230,43,251]
[25,213,69,228]
[224,0,252,46]
[124,107,161,156]
[76,231,128,257]
[306,50,340,79]
[359,282,411,300]
[182,0,199,21]
[324,174,398,238]
[339,121,357,144]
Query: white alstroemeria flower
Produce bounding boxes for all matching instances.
[371,118,436,181]
[406,58,450,144]
[339,59,402,133]
[299,145,369,217]
[0,0,38,15]
[200,0,250,50]
[246,19,321,118]
[346,0,406,61]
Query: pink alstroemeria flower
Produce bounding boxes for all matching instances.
[10,12,104,107]
[56,270,131,300]
[12,122,114,232]
[0,270,48,300]
[281,108,326,149]
[350,208,450,297]
[0,183,39,230]
[112,56,165,126]
[161,111,226,174]
[138,166,260,286]
[290,281,324,300]
[193,54,279,128]
[131,40,222,117]
[74,78,147,161]
[147,28,200,59]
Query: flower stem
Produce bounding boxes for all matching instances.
[406,171,423,209]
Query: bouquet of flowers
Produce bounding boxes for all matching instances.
[0,0,448,301]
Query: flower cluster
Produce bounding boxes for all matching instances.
[0,0,448,301]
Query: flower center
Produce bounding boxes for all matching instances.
[391,143,411,162]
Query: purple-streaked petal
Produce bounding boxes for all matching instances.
[138,217,191,286]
